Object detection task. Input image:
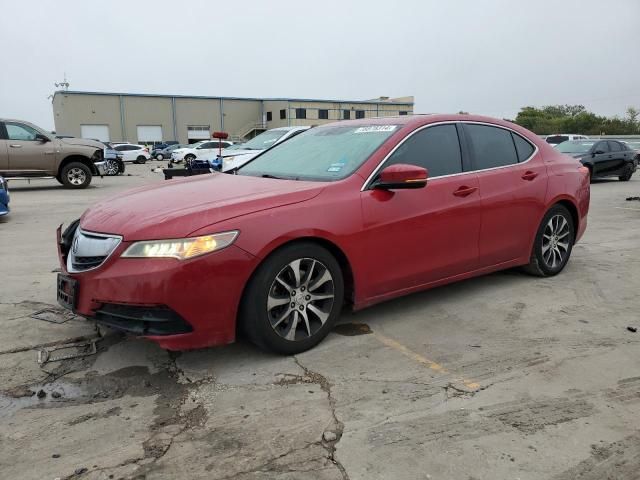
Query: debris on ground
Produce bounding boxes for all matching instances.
[323,430,338,442]
[30,307,76,324]
[3,386,35,398]
[37,337,99,365]
[626,196,640,201]
[627,326,638,333]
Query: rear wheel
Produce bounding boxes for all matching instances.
[523,205,575,277]
[135,156,147,164]
[156,154,164,161]
[240,243,344,354]
[619,163,634,181]
[184,154,196,162]
[60,162,92,189]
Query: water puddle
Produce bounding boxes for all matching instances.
[0,380,86,418]
[333,322,372,336]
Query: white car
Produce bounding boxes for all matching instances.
[113,144,151,164]
[545,134,589,147]
[171,140,234,163]
[199,126,310,172]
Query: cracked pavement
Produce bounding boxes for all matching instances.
[2,166,640,479]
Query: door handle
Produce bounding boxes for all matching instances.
[9,144,22,148]
[453,186,478,197]
[521,171,538,181]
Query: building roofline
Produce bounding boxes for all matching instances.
[53,90,414,106]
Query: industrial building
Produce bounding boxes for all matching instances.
[52,91,414,144]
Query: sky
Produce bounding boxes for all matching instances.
[1,0,639,130]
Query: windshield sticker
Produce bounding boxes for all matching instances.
[354,126,397,134]
[327,162,346,173]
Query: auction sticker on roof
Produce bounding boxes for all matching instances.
[354,126,397,133]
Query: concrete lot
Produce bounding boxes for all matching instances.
[1,164,639,480]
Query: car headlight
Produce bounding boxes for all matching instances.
[222,156,235,169]
[122,231,239,260]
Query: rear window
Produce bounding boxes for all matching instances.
[546,135,569,145]
[512,133,535,161]
[465,124,519,170]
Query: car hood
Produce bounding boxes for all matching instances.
[60,137,105,149]
[80,173,325,241]
[222,149,262,158]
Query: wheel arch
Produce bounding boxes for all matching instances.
[551,198,580,234]
[236,236,356,335]
[59,155,98,176]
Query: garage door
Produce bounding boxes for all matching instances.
[137,125,163,143]
[80,125,110,142]
[187,125,210,140]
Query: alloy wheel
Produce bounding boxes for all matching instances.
[104,159,119,175]
[67,167,87,186]
[541,214,570,269]
[267,258,335,341]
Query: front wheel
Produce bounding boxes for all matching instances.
[619,163,634,181]
[60,162,92,189]
[240,243,344,355]
[184,154,196,162]
[104,159,119,176]
[523,204,575,277]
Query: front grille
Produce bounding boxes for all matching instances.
[66,228,122,273]
[94,303,193,336]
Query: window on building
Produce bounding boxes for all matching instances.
[464,124,519,170]
[296,108,307,119]
[399,111,408,116]
[319,109,329,120]
[343,110,351,120]
[266,111,273,122]
[280,109,287,120]
[355,110,365,119]
[383,124,463,178]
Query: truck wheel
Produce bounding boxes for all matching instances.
[60,162,92,189]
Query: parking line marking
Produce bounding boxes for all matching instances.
[372,332,481,391]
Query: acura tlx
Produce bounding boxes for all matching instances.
[56,114,590,354]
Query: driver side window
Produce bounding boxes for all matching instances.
[6,122,38,141]
[383,124,463,178]
[595,142,609,154]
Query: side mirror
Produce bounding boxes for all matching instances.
[373,164,428,190]
[35,133,50,143]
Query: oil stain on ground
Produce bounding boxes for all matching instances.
[333,323,372,336]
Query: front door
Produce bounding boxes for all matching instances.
[5,121,55,174]
[591,141,612,176]
[359,123,482,298]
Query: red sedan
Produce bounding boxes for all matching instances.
[56,115,590,354]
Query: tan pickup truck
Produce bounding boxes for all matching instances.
[0,119,106,188]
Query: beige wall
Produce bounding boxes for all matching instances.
[174,98,222,144]
[221,99,262,138]
[53,93,122,140]
[122,96,174,143]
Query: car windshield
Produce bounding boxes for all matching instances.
[546,135,569,145]
[238,125,398,181]
[556,141,596,153]
[624,141,640,149]
[188,142,206,149]
[227,130,288,151]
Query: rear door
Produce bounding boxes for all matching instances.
[360,123,482,297]
[5,121,55,174]
[462,123,548,266]
[607,141,628,174]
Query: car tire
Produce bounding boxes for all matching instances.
[60,162,92,189]
[104,159,119,176]
[619,163,634,181]
[136,156,147,164]
[523,204,575,277]
[156,154,164,161]
[240,242,344,355]
[184,154,196,162]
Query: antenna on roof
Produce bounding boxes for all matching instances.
[54,73,70,91]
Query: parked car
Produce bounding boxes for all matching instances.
[199,127,310,172]
[622,140,640,162]
[113,144,151,164]
[0,176,9,216]
[150,142,180,159]
[556,139,637,181]
[56,114,589,354]
[546,134,589,146]
[171,140,234,163]
[153,144,185,161]
[0,118,107,188]
[102,142,126,176]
